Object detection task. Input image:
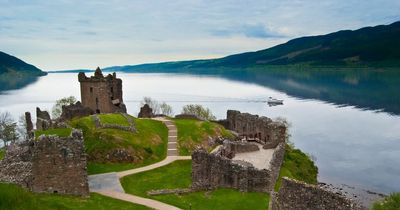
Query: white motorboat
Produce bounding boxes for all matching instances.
[267,97,283,105]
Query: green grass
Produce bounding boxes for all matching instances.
[0,148,4,160]
[34,128,72,139]
[121,160,269,210]
[98,113,130,126]
[172,119,234,155]
[70,114,168,174]
[275,144,318,191]
[373,193,400,210]
[0,182,151,210]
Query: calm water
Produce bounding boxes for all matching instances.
[0,72,399,195]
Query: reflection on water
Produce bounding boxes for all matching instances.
[0,72,399,195]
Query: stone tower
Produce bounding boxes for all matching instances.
[78,67,126,113]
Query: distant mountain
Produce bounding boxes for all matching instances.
[47,69,94,73]
[104,21,400,72]
[0,51,47,91]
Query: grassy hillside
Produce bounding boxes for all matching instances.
[0,183,150,210]
[121,160,270,210]
[103,21,400,73]
[69,114,168,174]
[172,119,234,155]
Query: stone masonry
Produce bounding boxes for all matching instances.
[192,141,286,192]
[78,67,126,114]
[60,101,94,120]
[138,104,154,118]
[225,110,286,148]
[269,177,365,210]
[0,129,89,196]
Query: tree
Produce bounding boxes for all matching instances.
[160,102,173,116]
[140,97,160,115]
[52,96,77,118]
[17,114,27,140]
[0,111,18,147]
[181,104,216,121]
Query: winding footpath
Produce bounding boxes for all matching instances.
[88,117,191,210]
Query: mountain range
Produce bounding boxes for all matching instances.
[103,21,400,72]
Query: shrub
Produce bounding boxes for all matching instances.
[373,193,400,210]
[52,96,77,118]
[181,104,216,120]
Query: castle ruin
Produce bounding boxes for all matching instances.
[0,129,89,196]
[78,67,126,114]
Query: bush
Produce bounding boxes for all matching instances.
[373,193,400,210]
[52,96,77,118]
[181,104,216,120]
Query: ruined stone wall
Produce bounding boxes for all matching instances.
[31,130,89,196]
[192,148,274,192]
[78,68,126,114]
[0,142,34,188]
[226,110,286,148]
[270,177,364,210]
[60,101,94,120]
[219,140,260,158]
[0,130,89,196]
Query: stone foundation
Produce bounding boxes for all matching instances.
[270,177,365,210]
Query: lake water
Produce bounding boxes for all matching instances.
[0,72,399,197]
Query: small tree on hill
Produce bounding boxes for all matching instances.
[181,104,216,121]
[160,102,173,116]
[52,96,77,119]
[0,111,18,147]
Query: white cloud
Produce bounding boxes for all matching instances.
[0,0,399,70]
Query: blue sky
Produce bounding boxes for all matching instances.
[0,0,399,70]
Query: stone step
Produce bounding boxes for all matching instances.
[167,149,178,156]
[168,143,177,149]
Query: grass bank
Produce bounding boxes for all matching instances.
[34,128,72,139]
[373,193,400,210]
[275,144,318,190]
[121,160,269,210]
[70,114,168,174]
[172,119,234,155]
[0,183,150,210]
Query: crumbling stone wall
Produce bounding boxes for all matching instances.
[78,67,126,114]
[270,177,365,210]
[36,107,52,130]
[225,110,286,148]
[0,130,89,196]
[191,145,282,192]
[219,140,260,158]
[34,108,69,131]
[138,104,154,118]
[0,141,34,188]
[60,101,94,120]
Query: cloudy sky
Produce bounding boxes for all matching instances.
[0,0,399,70]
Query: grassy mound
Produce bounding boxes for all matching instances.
[70,114,168,174]
[0,183,150,210]
[98,113,130,126]
[121,160,269,210]
[373,193,400,210]
[275,144,318,190]
[34,128,72,139]
[172,119,234,155]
